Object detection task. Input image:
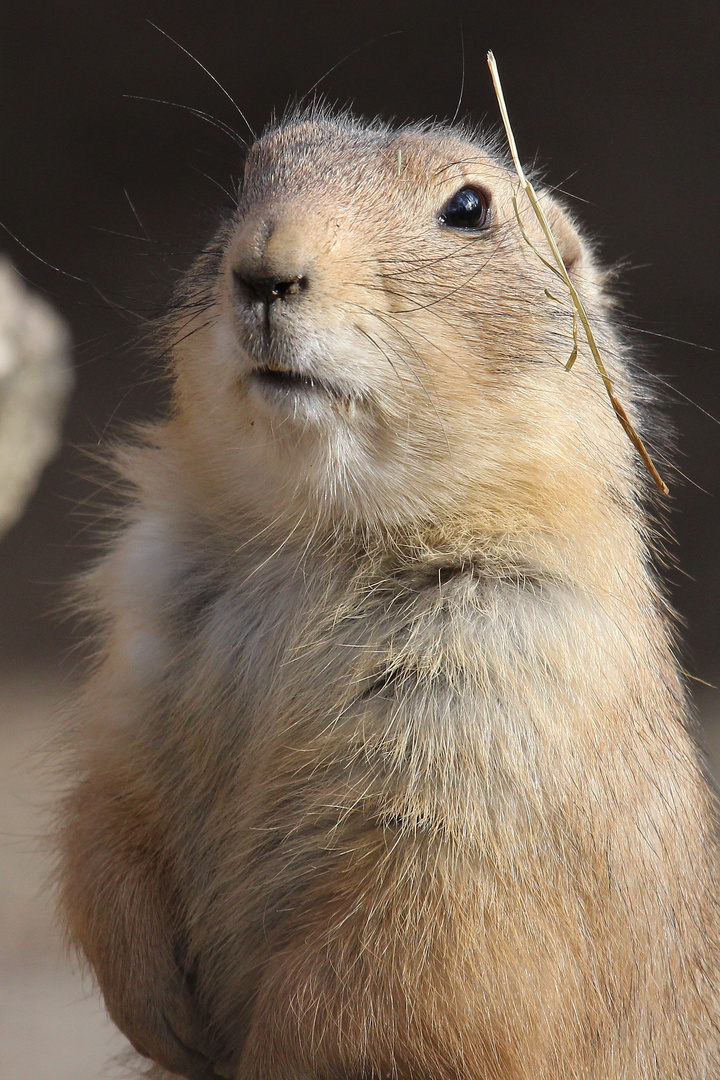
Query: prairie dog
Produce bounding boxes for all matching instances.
[58,110,720,1080]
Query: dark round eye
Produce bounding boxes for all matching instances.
[439,186,490,230]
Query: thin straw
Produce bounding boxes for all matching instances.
[487,51,668,495]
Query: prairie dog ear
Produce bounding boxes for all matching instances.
[539,194,584,272]
[516,187,586,273]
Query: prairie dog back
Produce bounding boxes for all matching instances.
[58,110,720,1080]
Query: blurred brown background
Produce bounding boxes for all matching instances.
[0,1,718,1076]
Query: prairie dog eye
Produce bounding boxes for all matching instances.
[439,186,491,230]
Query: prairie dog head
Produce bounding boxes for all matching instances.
[169,111,636,540]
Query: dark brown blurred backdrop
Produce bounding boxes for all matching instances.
[1,0,718,712]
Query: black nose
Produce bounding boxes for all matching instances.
[233,271,308,306]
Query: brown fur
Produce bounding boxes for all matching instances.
[57,110,720,1079]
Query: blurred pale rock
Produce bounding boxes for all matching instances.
[0,258,73,535]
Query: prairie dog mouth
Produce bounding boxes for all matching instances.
[250,364,349,401]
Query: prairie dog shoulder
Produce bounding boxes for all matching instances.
[58,109,720,1080]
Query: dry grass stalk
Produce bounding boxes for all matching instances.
[486,51,668,495]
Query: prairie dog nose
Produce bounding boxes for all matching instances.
[231,215,313,308]
[233,270,309,306]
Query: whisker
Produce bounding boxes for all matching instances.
[123,95,246,147]
[374,219,518,281]
[123,188,155,246]
[431,158,508,179]
[375,308,469,379]
[614,323,714,353]
[90,226,151,243]
[354,319,451,454]
[652,376,720,427]
[387,250,505,314]
[297,32,404,111]
[450,23,466,127]
[188,165,237,204]
[146,20,256,141]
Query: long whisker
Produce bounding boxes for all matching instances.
[450,23,466,126]
[122,187,150,241]
[354,324,407,387]
[354,319,451,454]
[297,32,404,111]
[146,20,256,141]
[375,308,468,379]
[0,217,217,321]
[652,375,720,427]
[0,220,111,294]
[123,95,246,147]
[188,165,237,204]
[432,158,508,179]
[373,219,517,281]
[371,310,450,392]
[387,250,505,314]
[614,323,714,353]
